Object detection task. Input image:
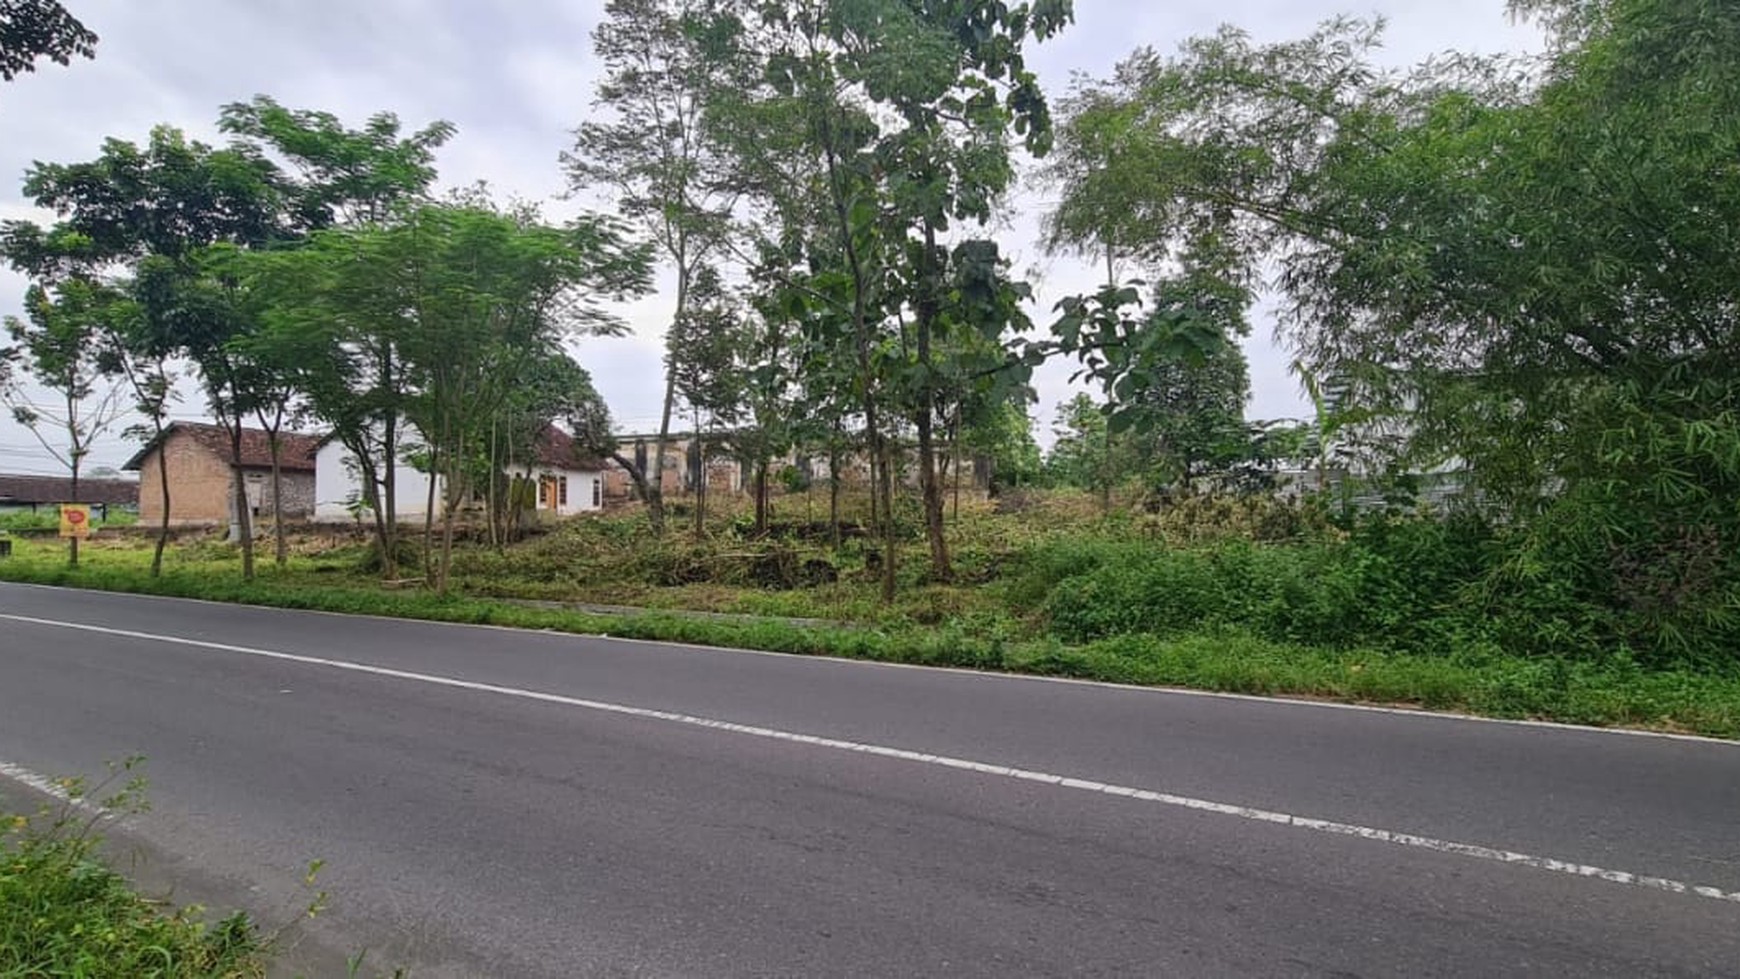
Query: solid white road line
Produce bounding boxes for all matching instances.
[7,580,1737,747]
[5,610,1739,907]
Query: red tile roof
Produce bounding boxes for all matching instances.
[123,422,320,473]
[532,425,607,471]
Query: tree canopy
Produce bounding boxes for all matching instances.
[0,0,95,82]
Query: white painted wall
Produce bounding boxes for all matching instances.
[313,440,442,523]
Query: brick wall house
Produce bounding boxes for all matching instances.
[123,423,320,527]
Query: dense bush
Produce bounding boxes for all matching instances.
[1020,507,1739,669]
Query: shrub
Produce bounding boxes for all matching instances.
[1028,512,1506,654]
[0,763,267,978]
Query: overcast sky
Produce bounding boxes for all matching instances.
[0,0,1542,474]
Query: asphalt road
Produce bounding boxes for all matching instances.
[1,582,1737,977]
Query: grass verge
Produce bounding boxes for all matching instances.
[0,765,267,978]
[3,543,1738,740]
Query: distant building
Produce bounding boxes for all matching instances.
[123,422,319,526]
[506,425,607,518]
[313,423,604,523]
[0,473,138,517]
[599,432,990,503]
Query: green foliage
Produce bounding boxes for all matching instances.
[1037,0,1740,670]
[218,95,456,227]
[0,761,266,978]
[705,0,1075,585]
[0,0,97,81]
[1018,503,1740,671]
[0,509,134,531]
[1043,393,1135,497]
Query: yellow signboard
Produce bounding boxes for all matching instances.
[59,503,92,539]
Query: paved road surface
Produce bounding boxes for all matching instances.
[1,582,1737,977]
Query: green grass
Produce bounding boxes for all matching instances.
[4,534,1738,739]
[0,509,139,532]
[0,767,267,978]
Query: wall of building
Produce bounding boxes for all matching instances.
[136,433,233,526]
[241,467,315,522]
[312,442,441,523]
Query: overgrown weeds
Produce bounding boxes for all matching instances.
[0,759,267,978]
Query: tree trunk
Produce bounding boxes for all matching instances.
[951,412,962,522]
[439,478,459,595]
[693,421,707,538]
[648,261,691,536]
[422,443,439,573]
[68,452,79,570]
[610,452,652,504]
[268,429,287,569]
[828,436,842,550]
[228,413,255,581]
[754,459,770,536]
[380,355,400,581]
[914,221,952,582]
[486,421,499,548]
[916,410,950,581]
[151,419,170,577]
[878,435,897,604]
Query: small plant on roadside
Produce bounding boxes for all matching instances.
[0,757,268,978]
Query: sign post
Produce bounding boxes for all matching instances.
[59,503,91,569]
[59,503,92,539]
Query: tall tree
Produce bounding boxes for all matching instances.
[1050,0,1740,656]
[254,203,650,588]
[4,124,296,578]
[247,228,413,577]
[222,97,458,576]
[703,1,903,598]
[565,0,737,534]
[668,264,747,534]
[1,280,124,567]
[1,0,95,81]
[707,0,1073,594]
[100,290,178,576]
[402,203,648,589]
[847,0,1071,581]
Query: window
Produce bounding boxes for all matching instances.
[558,475,568,507]
[593,477,602,507]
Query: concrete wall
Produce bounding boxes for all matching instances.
[313,441,442,523]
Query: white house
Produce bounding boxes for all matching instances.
[314,425,603,523]
[313,436,442,523]
[507,425,606,517]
